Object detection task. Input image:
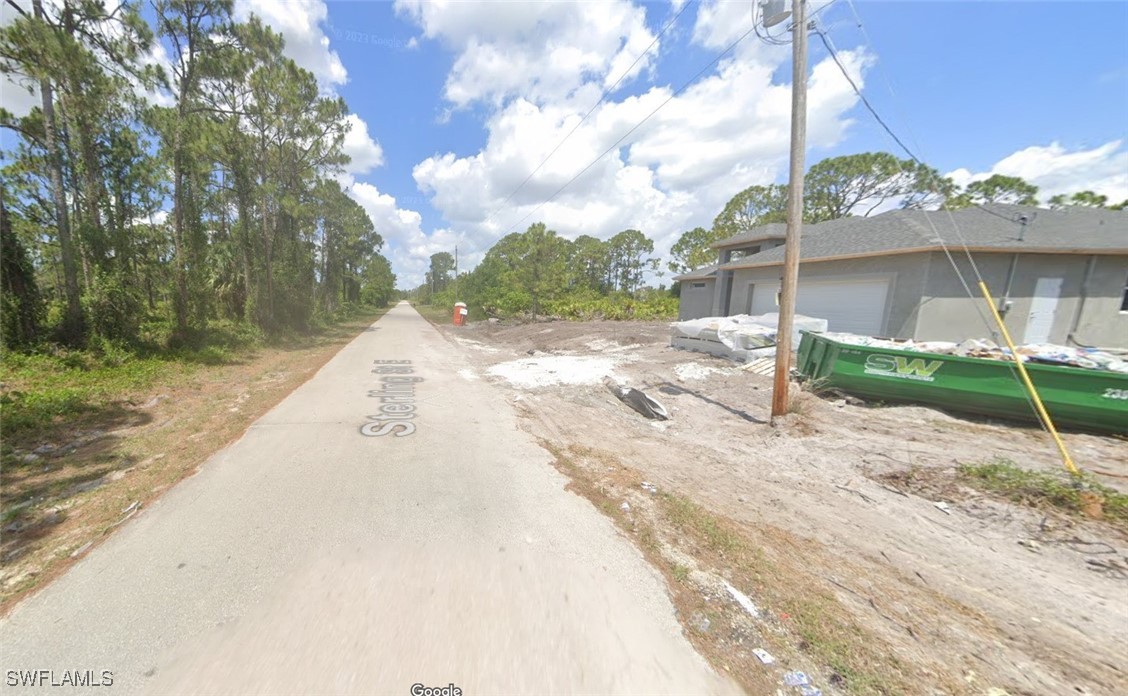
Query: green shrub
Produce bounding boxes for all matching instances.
[542,292,678,321]
[84,270,145,345]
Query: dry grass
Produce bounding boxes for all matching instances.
[542,442,944,695]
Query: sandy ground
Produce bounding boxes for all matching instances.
[439,318,1128,696]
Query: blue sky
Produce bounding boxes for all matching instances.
[3,0,1125,286]
[317,0,1128,286]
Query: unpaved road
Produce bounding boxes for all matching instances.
[445,319,1128,695]
[0,303,738,695]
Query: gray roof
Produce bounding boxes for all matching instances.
[715,205,1128,270]
[712,223,788,249]
[672,264,718,281]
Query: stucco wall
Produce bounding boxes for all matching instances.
[678,280,716,320]
[920,252,1128,346]
[685,251,1128,345]
[1073,256,1128,348]
[728,254,930,338]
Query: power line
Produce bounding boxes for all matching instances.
[481,0,698,228]
[812,26,1018,227]
[812,26,993,319]
[500,24,758,237]
[815,11,1057,445]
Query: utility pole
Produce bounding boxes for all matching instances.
[454,245,459,301]
[770,0,809,421]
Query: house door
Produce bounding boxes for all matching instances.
[1023,277,1062,344]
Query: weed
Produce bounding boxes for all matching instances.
[959,458,1128,529]
[671,563,690,584]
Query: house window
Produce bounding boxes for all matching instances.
[729,246,761,262]
[691,282,707,289]
[1122,273,1128,312]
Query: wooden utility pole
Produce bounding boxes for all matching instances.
[771,0,809,421]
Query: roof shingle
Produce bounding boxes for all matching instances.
[710,205,1128,270]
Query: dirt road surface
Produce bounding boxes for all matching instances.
[444,318,1128,696]
[0,303,739,695]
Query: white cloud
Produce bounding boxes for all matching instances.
[131,210,169,227]
[1,76,40,118]
[342,114,384,174]
[947,141,1128,204]
[404,0,871,281]
[396,0,656,108]
[235,0,347,89]
[348,182,478,287]
[692,0,755,50]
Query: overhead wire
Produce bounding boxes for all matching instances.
[817,2,1071,462]
[498,23,759,237]
[480,0,699,230]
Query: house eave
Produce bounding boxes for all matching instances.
[711,233,788,250]
[718,245,1128,271]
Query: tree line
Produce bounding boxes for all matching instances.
[409,150,1124,322]
[668,151,1128,275]
[0,0,395,351]
[410,224,674,320]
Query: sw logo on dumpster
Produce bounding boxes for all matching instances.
[863,354,943,382]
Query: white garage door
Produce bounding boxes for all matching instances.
[748,283,777,315]
[796,279,889,335]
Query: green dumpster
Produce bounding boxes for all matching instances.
[796,332,1128,435]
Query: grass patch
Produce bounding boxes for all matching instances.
[411,303,452,327]
[0,351,184,443]
[0,307,389,447]
[959,458,1128,529]
[662,493,750,561]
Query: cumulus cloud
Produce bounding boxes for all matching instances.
[1,77,40,118]
[396,0,656,108]
[348,182,478,286]
[404,0,872,280]
[342,114,384,174]
[947,141,1128,204]
[235,0,347,89]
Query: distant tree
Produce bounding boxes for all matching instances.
[360,253,396,307]
[950,174,1039,207]
[1110,199,1128,211]
[668,226,722,275]
[606,229,658,295]
[428,252,455,292]
[1049,190,1109,209]
[567,234,609,291]
[712,184,789,240]
[514,223,568,318]
[805,152,955,222]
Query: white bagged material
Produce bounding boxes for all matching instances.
[670,313,828,351]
